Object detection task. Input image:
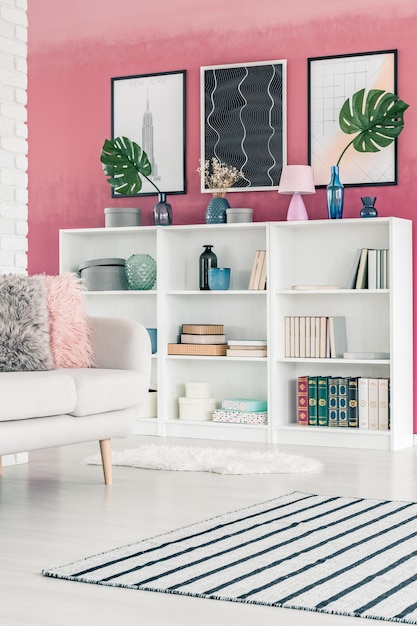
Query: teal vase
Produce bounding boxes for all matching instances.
[125,254,157,290]
[326,166,344,219]
[205,197,230,224]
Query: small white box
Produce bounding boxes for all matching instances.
[185,382,212,399]
[139,389,157,418]
[178,397,217,420]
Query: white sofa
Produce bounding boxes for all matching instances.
[0,316,151,485]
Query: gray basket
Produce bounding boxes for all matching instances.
[78,258,128,291]
[104,208,142,227]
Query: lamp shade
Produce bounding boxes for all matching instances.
[278,165,316,195]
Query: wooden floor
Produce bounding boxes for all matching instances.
[1,434,417,626]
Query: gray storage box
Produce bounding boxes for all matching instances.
[78,258,128,291]
[104,207,142,227]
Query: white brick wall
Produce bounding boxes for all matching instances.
[0,0,27,274]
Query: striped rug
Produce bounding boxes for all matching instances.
[42,491,417,623]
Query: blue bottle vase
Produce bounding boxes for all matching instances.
[205,197,230,224]
[326,166,344,219]
[360,196,378,218]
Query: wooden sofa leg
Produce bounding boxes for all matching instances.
[99,439,112,485]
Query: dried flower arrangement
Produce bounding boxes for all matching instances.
[197,157,242,197]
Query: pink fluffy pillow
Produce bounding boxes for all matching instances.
[44,273,95,368]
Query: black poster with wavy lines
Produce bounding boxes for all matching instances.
[202,61,286,191]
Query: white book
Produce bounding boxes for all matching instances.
[310,317,316,358]
[315,317,320,358]
[299,316,306,358]
[380,249,387,289]
[368,378,379,429]
[305,316,311,358]
[355,248,368,289]
[290,316,295,357]
[294,317,300,358]
[367,249,377,289]
[228,339,267,346]
[358,378,369,428]
[284,317,291,357]
[328,316,347,358]
[376,249,381,289]
[378,378,389,430]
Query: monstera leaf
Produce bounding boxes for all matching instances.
[337,89,409,166]
[100,136,160,195]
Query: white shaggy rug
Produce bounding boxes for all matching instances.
[82,444,322,475]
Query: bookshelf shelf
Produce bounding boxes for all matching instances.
[60,217,413,450]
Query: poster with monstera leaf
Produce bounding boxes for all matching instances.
[308,50,399,187]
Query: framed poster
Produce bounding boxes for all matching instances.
[308,50,398,187]
[201,59,287,192]
[111,70,186,196]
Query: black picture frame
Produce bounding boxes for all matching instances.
[111,70,186,197]
[200,60,287,192]
[308,50,398,188]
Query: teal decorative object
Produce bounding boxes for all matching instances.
[208,267,231,290]
[205,197,230,224]
[360,196,378,218]
[125,254,157,290]
[326,166,344,219]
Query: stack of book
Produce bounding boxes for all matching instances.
[297,375,390,429]
[284,316,347,358]
[212,398,268,424]
[347,247,390,289]
[167,324,227,356]
[226,339,267,358]
[248,250,267,290]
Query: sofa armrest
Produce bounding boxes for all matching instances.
[88,316,151,377]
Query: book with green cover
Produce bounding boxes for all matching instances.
[317,376,329,426]
[308,376,318,426]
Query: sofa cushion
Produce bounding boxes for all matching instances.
[0,371,77,421]
[0,274,53,372]
[62,368,143,417]
[44,273,95,369]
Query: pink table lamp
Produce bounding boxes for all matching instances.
[278,165,316,220]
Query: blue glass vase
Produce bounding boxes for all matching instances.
[360,196,378,218]
[205,197,230,224]
[326,166,344,219]
[153,192,172,226]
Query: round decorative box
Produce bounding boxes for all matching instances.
[178,397,217,421]
[125,254,157,290]
[185,382,212,399]
[104,207,142,227]
[226,208,253,223]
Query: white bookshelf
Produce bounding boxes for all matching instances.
[59,217,413,450]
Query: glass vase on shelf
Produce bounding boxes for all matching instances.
[199,245,217,290]
[326,165,344,219]
[205,195,230,224]
[360,196,378,218]
[153,193,172,226]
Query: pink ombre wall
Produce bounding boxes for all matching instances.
[27,0,417,428]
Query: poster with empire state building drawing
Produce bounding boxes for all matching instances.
[111,70,186,196]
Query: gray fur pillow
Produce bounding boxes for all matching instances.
[0,274,53,371]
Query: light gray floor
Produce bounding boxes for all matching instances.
[1,434,417,626]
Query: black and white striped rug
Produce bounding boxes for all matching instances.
[42,491,417,623]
